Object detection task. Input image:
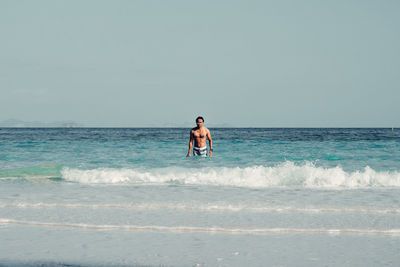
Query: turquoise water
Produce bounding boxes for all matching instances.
[2,128,400,185]
[1,128,400,266]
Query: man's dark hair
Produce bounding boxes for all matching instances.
[196,116,204,123]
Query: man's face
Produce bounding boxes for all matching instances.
[196,119,204,126]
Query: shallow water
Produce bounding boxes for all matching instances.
[1,128,400,266]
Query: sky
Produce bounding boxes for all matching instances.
[1,0,399,127]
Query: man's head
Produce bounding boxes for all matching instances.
[196,116,204,126]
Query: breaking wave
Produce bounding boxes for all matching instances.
[1,219,399,236]
[61,162,400,189]
[2,202,399,214]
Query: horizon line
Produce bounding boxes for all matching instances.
[0,126,398,129]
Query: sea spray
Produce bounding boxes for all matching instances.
[61,161,400,188]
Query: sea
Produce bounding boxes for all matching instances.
[0,128,399,266]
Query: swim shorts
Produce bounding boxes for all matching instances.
[193,146,207,157]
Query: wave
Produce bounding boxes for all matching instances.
[1,218,399,236]
[2,202,399,214]
[61,162,400,189]
[0,165,61,182]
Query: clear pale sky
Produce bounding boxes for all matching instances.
[1,0,399,127]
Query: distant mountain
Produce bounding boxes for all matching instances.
[0,119,235,128]
[0,119,83,127]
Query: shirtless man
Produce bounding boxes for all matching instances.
[186,116,213,157]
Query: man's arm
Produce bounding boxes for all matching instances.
[187,130,193,157]
[207,129,213,157]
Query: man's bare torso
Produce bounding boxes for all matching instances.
[191,127,209,148]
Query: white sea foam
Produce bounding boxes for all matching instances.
[61,162,400,189]
[1,202,399,214]
[1,218,399,236]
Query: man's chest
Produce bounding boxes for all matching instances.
[193,130,206,138]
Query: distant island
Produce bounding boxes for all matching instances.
[0,119,235,128]
[0,119,83,128]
